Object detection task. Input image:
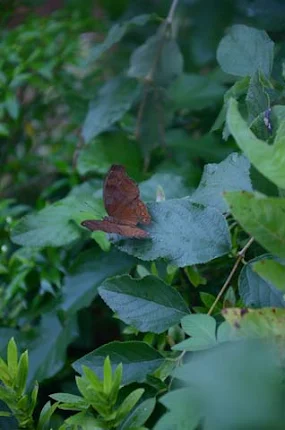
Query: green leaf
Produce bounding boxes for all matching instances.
[118,198,231,267]
[37,401,58,430]
[0,412,11,417]
[49,393,88,411]
[0,357,10,386]
[0,386,12,402]
[252,258,285,294]
[239,255,285,309]
[227,98,285,189]
[77,133,142,176]
[60,248,136,316]
[26,313,78,387]
[15,351,28,395]
[0,329,19,358]
[224,191,285,259]
[29,382,39,415]
[63,410,102,429]
[73,341,164,385]
[119,397,156,430]
[103,356,112,395]
[246,71,271,123]
[136,86,173,155]
[98,275,189,333]
[155,387,200,430]
[173,314,217,351]
[82,77,140,143]
[222,307,285,340]
[11,197,82,247]
[217,24,274,77]
[128,31,183,86]
[90,14,155,62]
[82,366,102,392]
[7,338,18,381]
[168,73,224,110]
[110,363,122,404]
[190,153,252,212]
[175,339,284,429]
[114,388,145,424]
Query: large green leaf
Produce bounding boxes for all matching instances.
[239,255,285,308]
[11,195,103,248]
[217,24,274,77]
[61,249,136,316]
[98,275,189,333]
[77,133,142,176]
[72,341,164,385]
[11,197,82,248]
[227,98,285,188]
[224,191,285,258]
[175,340,284,430]
[222,307,285,340]
[90,14,155,62]
[128,31,183,86]
[118,198,231,267]
[190,153,252,212]
[168,73,224,111]
[136,86,174,155]
[82,77,140,143]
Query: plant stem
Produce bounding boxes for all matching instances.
[207,237,255,316]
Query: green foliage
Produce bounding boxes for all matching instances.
[2,1,285,429]
[0,338,38,429]
[73,341,164,385]
[98,275,189,333]
[52,356,146,429]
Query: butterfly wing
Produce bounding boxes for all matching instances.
[81,217,149,238]
[104,165,151,225]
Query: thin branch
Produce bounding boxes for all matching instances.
[166,0,180,24]
[207,237,255,316]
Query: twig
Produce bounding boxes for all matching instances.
[207,236,255,316]
[166,0,180,24]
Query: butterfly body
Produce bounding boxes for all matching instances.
[81,165,151,238]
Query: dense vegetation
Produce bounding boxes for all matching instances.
[1,0,285,429]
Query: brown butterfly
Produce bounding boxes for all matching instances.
[81,165,151,238]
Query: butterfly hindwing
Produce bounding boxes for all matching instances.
[81,218,149,238]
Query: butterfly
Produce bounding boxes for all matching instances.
[81,165,151,238]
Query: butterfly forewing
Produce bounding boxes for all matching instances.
[103,165,150,225]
